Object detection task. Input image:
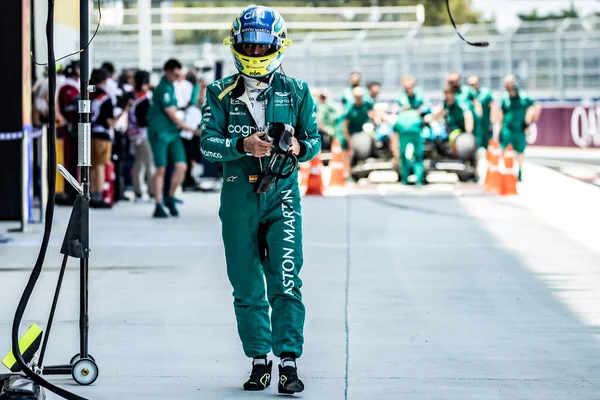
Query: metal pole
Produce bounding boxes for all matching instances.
[555,35,564,101]
[555,19,570,102]
[79,0,90,193]
[161,0,174,51]
[41,126,48,223]
[78,0,91,360]
[21,129,29,233]
[577,38,584,92]
[504,33,512,76]
[138,0,152,71]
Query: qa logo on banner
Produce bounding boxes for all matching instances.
[571,106,600,148]
[526,123,538,145]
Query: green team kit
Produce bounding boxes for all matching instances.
[475,87,494,149]
[397,88,426,111]
[444,100,470,133]
[500,91,534,154]
[200,71,321,359]
[338,100,373,150]
[340,87,355,110]
[393,109,425,184]
[316,100,339,136]
[147,77,187,167]
[340,86,372,111]
[454,85,481,139]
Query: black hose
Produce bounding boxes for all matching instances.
[10,1,88,399]
[446,0,489,48]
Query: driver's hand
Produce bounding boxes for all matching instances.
[392,158,399,170]
[243,132,272,157]
[290,136,301,156]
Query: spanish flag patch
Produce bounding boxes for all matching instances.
[249,175,258,183]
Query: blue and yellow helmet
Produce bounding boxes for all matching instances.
[223,5,293,78]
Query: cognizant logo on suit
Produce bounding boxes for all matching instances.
[228,125,257,137]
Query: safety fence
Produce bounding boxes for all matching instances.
[89,3,600,102]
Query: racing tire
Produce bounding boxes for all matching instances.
[351,132,374,162]
[457,172,475,183]
[453,132,477,161]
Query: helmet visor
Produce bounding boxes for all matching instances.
[231,31,283,46]
[234,43,278,57]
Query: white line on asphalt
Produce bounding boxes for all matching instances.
[532,158,600,173]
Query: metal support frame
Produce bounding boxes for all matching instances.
[78,0,91,363]
[38,0,97,382]
[555,19,571,101]
[351,30,368,73]
[138,0,152,71]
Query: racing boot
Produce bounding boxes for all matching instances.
[164,196,179,217]
[278,357,305,394]
[414,162,425,186]
[152,203,169,218]
[243,357,272,391]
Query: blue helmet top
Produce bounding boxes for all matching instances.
[231,5,288,47]
[226,5,292,78]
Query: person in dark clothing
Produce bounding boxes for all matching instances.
[89,68,130,208]
[118,69,135,93]
[181,70,203,190]
[127,70,154,200]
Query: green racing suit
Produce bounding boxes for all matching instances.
[199,72,321,359]
[475,87,494,149]
[393,110,425,184]
[456,85,483,146]
[396,87,426,111]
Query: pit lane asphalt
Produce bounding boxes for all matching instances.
[1,162,599,399]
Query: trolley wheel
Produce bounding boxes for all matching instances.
[70,353,95,365]
[72,358,99,386]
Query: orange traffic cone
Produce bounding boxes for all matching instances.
[328,139,346,187]
[484,139,502,195]
[305,155,325,196]
[501,144,518,196]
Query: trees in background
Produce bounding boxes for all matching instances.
[174,0,482,26]
[517,0,579,21]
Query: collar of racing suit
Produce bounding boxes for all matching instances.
[231,74,274,101]
[241,75,274,134]
[242,75,273,91]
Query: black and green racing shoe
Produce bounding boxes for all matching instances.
[243,358,272,391]
[278,359,305,394]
